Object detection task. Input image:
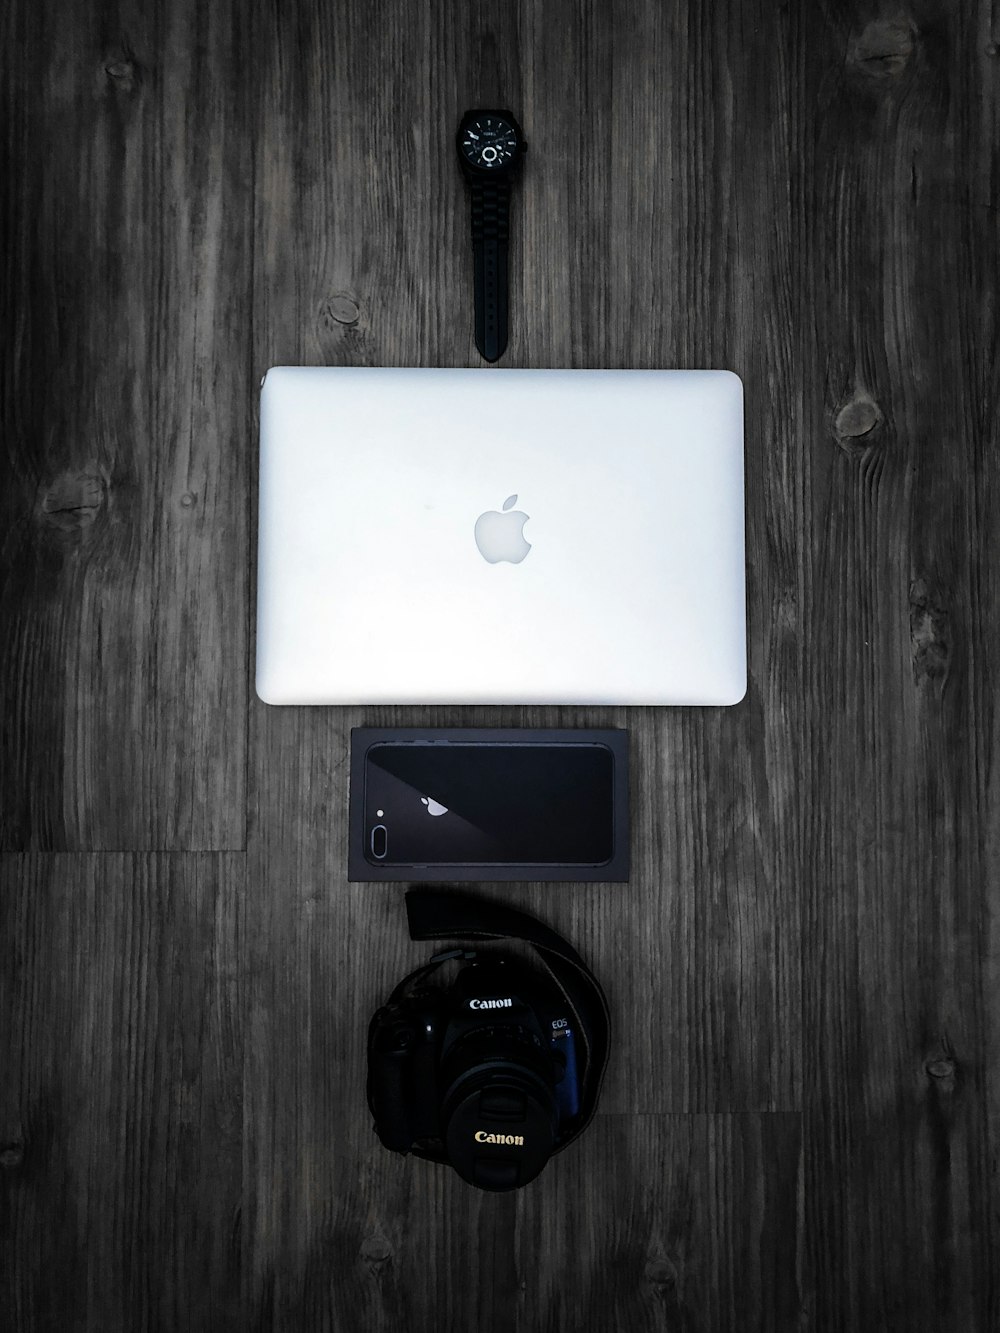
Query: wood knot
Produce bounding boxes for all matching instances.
[321,293,361,327]
[849,18,917,77]
[644,1257,678,1290]
[909,579,951,685]
[359,1233,392,1265]
[180,491,197,509]
[37,469,107,534]
[104,45,142,97]
[833,392,882,453]
[104,33,142,95]
[0,1140,25,1169]
[926,1058,956,1081]
[924,1040,959,1093]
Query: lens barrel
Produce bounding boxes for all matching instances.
[440,1021,560,1190]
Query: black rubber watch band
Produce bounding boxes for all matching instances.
[469,178,510,363]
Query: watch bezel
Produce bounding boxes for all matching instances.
[456,108,526,179]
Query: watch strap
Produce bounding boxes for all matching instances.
[469,178,510,362]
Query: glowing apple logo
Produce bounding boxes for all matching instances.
[421,797,449,817]
[474,494,531,565]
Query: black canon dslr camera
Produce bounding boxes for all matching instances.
[367,889,610,1192]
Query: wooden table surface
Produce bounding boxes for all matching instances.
[2,1,997,1329]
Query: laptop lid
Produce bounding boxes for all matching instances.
[256,367,746,706]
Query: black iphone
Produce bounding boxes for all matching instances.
[348,728,629,882]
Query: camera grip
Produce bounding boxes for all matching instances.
[367,1011,414,1153]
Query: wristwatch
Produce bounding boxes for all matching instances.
[456,109,527,363]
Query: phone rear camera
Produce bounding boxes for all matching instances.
[371,825,388,859]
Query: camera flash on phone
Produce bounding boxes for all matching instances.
[376,809,384,817]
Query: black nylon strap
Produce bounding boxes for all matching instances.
[469,179,510,362]
[405,888,611,1149]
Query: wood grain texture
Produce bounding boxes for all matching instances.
[0,0,250,850]
[800,2,1000,1328]
[0,853,243,1329]
[2,0,998,1329]
[248,1109,800,1332]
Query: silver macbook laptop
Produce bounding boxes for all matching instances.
[256,367,746,705]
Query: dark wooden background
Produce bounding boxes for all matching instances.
[2,0,997,1329]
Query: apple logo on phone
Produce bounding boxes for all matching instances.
[421,797,449,817]
[474,495,531,564]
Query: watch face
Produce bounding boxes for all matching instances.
[460,115,519,170]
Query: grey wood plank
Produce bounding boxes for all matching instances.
[246,1090,801,1332]
[0,0,251,850]
[799,3,1000,1328]
[246,4,809,1325]
[0,852,244,1330]
[520,0,806,1116]
[249,0,801,1125]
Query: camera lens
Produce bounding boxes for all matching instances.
[440,1025,560,1191]
[371,824,388,858]
[444,1072,558,1191]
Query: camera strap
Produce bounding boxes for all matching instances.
[404,888,611,1147]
